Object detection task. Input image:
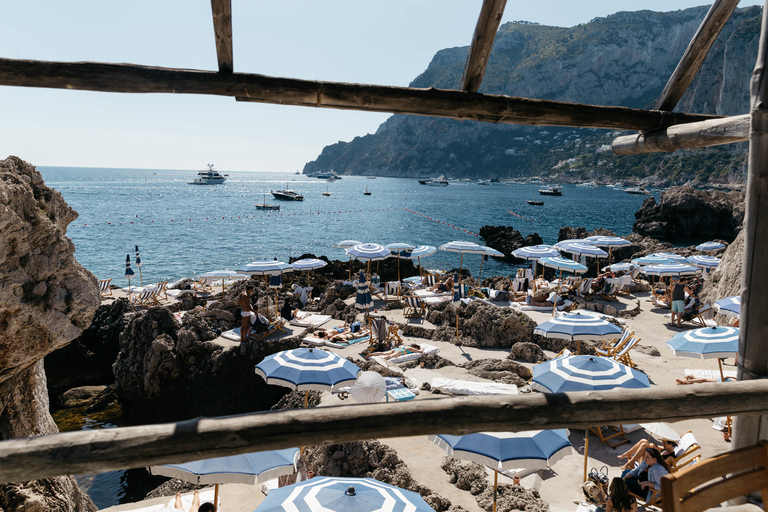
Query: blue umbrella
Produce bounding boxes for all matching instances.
[291,258,327,289]
[512,245,560,260]
[429,430,571,512]
[255,348,361,392]
[696,241,725,251]
[134,245,143,286]
[534,312,623,341]
[666,326,739,360]
[686,255,720,268]
[538,256,588,274]
[557,242,608,258]
[439,240,484,276]
[631,254,676,266]
[125,254,135,297]
[391,245,437,281]
[605,262,638,273]
[555,239,595,248]
[151,448,300,510]
[355,270,373,312]
[642,263,701,277]
[347,243,391,276]
[715,296,740,318]
[652,252,688,262]
[531,355,650,393]
[255,476,436,512]
[584,236,631,264]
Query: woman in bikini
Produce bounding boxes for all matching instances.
[366,344,423,360]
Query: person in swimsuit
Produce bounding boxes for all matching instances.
[365,344,423,360]
[428,276,453,293]
[238,285,255,343]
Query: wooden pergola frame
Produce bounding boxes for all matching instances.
[0,0,766,485]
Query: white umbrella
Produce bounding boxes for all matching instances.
[638,422,680,442]
[291,258,327,288]
[199,269,247,293]
[349,371,387,404]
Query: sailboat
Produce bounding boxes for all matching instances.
[255,194,280,210]
[323,185,331,196]
[363,185,372,196]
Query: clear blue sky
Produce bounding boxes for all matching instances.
[1,1,762,172]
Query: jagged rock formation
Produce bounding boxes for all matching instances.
[304,6,759,183]
[479,226,543,262]
[633,186,745,241]
[0,156,99,511]
[701,229,744,303]
[427,301,538,348]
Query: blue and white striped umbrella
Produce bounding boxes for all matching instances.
[631,254,676,266]
[686,255,720,268]
[438,240,485,254]
[558,242,608,258]
[150,448,300,485]
[236,260,294,276]
[255,476,436,512]
[696,241,725,251]
[478,246,504,257]
[642,263,701,277]
[291,258,327,271]
[386,242,416,252]
[355,270,373,311]
[199,269,246,280]
[135,245,141,267]
[715,296,740,318]
[346,243,391,261]
[586,236,631,248]
[605,262,638,273]
[124,254,135,278]
[255,348,361,391]
[555,239,595,248]
[534,313,623,341]
[531,355,651,393]
[666,326,739,359]
[452,272,463,302]
[512,245,560,260]
[333,239,363,248]
[538,256,588,274]
[391,245,437,259]
[429,430,572,472]
[652,252,688,262]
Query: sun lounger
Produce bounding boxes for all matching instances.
[512,299,573,312]
[430,377,519,395]
[413,289,451,298]
[290,312,332,328]
[668,431,701,471]
[131,289,161,307]
[167,489,220,511]
[166,288,193,299]
[684,368,737,380]
[403,296,426,318]
[261,478,279,496]
[370,343,438,365]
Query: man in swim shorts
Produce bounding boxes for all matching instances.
[670,277,688,327]
[239,285,255,343]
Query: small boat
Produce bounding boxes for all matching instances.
[527,200,544,206]
[490,177,501,183]
[363,186,372,196]
[188,164,228,185]
[271,188,304,201]
[314,171,342,180]
[539,185,562,196]
[576,181,598,187]
[624,186,652,195]
[294,171,300,175]
[323,186,331,197]
[255,194,280,210]
[419,175,449,187]
[367,176,376,179]
[478,180,491,186]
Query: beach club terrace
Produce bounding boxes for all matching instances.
[1,0,768,507]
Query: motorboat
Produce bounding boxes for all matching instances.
[271,189,304,201]
[478,180,491,186]
[539,185,562,196]
[527,200,544,206]
[624,186,652,195]
[188,164,228,185]
[255,194,280,210]
[418,175,449,187]
[314,171,342,180]
[576,181,598,187]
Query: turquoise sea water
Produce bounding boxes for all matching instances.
[39,167,658,285]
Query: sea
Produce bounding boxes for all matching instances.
[38,166,660,508]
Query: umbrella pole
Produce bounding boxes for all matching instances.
[418,256,422,280]
[552,270,562,316]
[397,255,401,298]
[139,267,143,287]
[214,483,219,512]
[275,288,279,318]
[718,358,732,437]
[479,255,484,283]
[128,280,131,300]
[583,429,590,483]
[493,470,498,512]
[348,256,352,281]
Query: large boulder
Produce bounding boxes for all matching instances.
[633,186,745,241]
[479,225,542,262]
[428,301,538,348]
[0,156,99,511]
[701,229,744,303]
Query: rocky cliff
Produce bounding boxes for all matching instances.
[0,156,99,511]
[304,6,759,183]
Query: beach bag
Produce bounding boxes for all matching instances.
[589,465,609,487]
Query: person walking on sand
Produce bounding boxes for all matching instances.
[239,285,255,343]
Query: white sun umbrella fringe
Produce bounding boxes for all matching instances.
[585,235,631,265]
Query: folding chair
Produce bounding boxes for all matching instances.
[613,335,641,368]
[403,296,426,319]
[98,278,113,298]
[616,275,632,295]
[154,281,169,302]
[661,441,768,512]
[424,274,439,287]
[250,317,287,341]
[685,303,716,327]
[667,431,701,472]
[577,278,594,299]
[595,329,633,357]
[192,278,213,293]
[589,425,630,448]
[132,289,161,307]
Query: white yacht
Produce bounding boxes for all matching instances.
[418,175,449,187]
[576,181,598,187]
[189,164,228,185]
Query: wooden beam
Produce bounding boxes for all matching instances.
[0,58,720,131]
[654,0,740,111]
[734,0,768,451]
[461,0,507,93]
[0,381,767,484]
[611,114,749,154]
[210,0,233,74]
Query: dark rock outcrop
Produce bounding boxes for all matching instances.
[701,229,744,304]
[428,301,538,348]
[633,186,745,241]
[0,156,98,511]
[460,359,532,386]
[479,226,543,262]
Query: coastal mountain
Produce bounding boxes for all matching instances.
[303,6,760,183]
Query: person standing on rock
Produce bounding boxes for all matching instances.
[239,285,255,342]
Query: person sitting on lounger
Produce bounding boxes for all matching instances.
[428,276,453,293]
[366,344,423,360]
[618,437,679,470]
[174,490,203,512]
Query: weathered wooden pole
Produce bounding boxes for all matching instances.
[734,0,768,451]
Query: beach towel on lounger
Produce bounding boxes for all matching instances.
[431,378,519,395]
[290,313,332,328]
[371,343,439,366]
[167,490,220,511]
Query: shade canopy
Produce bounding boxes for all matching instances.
[149,448,299,485]
[429,430,572,472]
[555,239,595,248]
[346,243,391,261]
[255,348,361,391]
[236,260,294,276]
[638,422,680,442]
[631,254,677,266]
[537,256,588,273]
[605,263,638,273]
[255,476,436,512]
[585,236,632,248]
[715,296,741,318]
[666,326,739,359]
[386,242,416,252]
[349,371,387,404]
[696,241,725,251]
[642,263,701,277]
[686,255,721,268]
[438,240,485,254]
[355,270,373,311]
[557,242,608,258]
[333,239,363,248]
[512,245,560,260]
[199,270,247,280]
[531,355,650,393]
[534,313,623,341]
[478,245,505,257]
[291,258,328,271]
[392,245,437,259]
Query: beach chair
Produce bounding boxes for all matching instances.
[589,424,629,448]
[613,335,641,368]
[403,296,426,319]
[577,278,594,299]
[191,278,213,293]
[153,281,169,302]
[601,279,619,301]
[667,431,701,472]
[684,303,716,327]
[98,278,113,298]
[661,441,768,512]
[424,274,439,287]
[249,317,287,341]
[595,329,633,357]
[616,275,632,295]
[131,289,161,307]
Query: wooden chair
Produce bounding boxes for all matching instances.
[668,431,702,472]
[595,329,634,357]
[98,278,113,298]
[589,425,629,448]
[403,296,426,319]
[685,303,716,328]
[131,289,161,307]
[614,336,641,369]
[153,281,169,302]
[661,441,768,512]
